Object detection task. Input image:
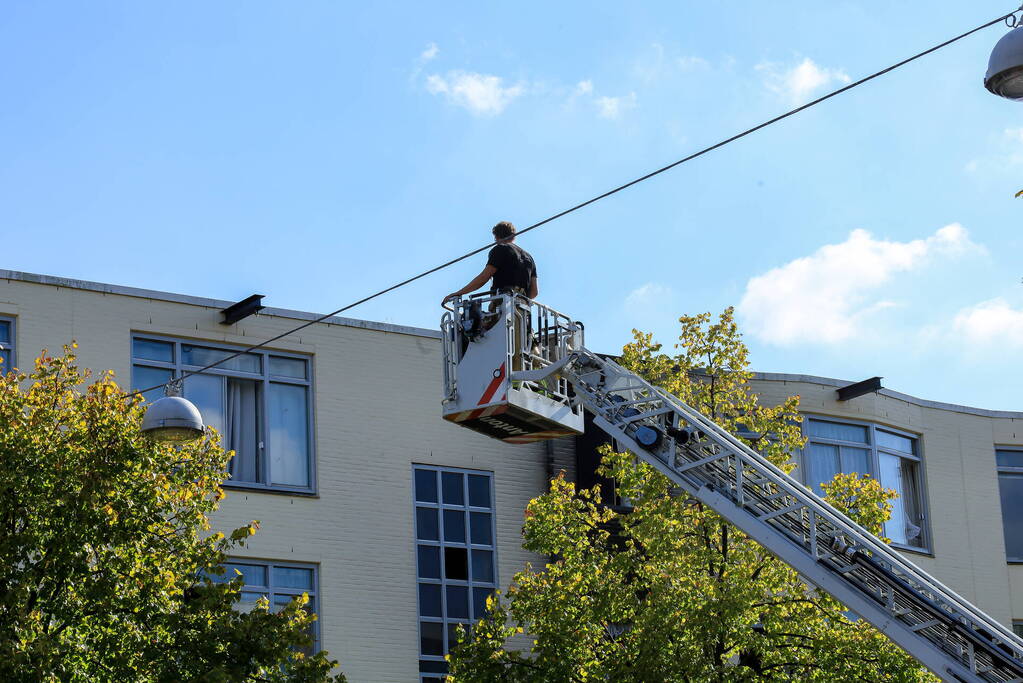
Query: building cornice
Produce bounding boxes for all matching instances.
[0,269,441,340]
[752,372,1023,420]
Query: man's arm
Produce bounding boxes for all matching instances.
[443,265,497,303]
[528,276,538,299]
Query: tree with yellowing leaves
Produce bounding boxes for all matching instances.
[449,308,933,682]
[0,347,347,683]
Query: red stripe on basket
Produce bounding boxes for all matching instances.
[478,363,506,406]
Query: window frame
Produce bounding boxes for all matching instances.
[131,334,316,494]
[1013,620,1023,638]
[412,464,498,683]
[0,315,15,372]
[220,558,321,651]
[996,447,1023,563]
[801,415,930,554]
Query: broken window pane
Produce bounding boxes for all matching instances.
[444,548,467,581]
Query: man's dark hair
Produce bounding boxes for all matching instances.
[492,221,516,240]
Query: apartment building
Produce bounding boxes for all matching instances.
[0,270,573,682]
[3,268,1023,680]
[575,369,1023,632]
[747,373,1023,632]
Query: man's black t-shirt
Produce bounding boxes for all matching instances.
[487,243,536,293]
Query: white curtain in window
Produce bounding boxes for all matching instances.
[880,453,921,545]
[227,379,259,483]
[805,443,839,495]
[839,447,870,476]
[807,420,868,443]
[269,383,309,487]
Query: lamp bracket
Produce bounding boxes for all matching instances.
[165,378,183,398]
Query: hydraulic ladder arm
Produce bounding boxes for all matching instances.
[558,347,1023,683]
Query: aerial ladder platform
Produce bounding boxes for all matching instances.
[441,293,1023,682]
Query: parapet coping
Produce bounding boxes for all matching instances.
[752,372,1023,420]
[0,269,442,340]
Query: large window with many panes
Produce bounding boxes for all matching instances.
[802,417,927,550]
[131,335,314,492]
[996,449,1023,562]
[413,465,497,682]
[213,559,320,652]
[0,316,14,372]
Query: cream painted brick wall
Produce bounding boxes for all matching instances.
[0,276,576,683]
[9,272,1023,674]
[750,377,1020,627]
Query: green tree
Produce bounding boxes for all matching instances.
[0,347,347,683]
[449,308,934,682]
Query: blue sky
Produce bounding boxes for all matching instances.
[2,2,1023,409]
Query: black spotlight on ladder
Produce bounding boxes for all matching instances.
[667,426,692,444]
[634,425,663,449]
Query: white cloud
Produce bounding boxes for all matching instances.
[623,282,677,328]
[425,70,525,116]
[997,127,1023,166]
[625,282,672,308]
[738,224,983,346]
[420,43,439,62]
[574,80,593,96]
[963,127,1023,174]
[757,57,850,104]
[410,42,440,81]
[597,92,637,119]
[1005,127,1023,143]
[566,81,636,121]
[953,298,1023,347]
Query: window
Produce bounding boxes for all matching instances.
[0,316,14,372]
[214,559,320,651]
[413,466,497,682]
[1013,621,1023,638]
[996,449,1023,562]
[131,336,313,491]
[802,418,927,550]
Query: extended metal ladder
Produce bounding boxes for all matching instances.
[559,348,1023,682]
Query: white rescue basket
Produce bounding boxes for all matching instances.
[441,293,584,443]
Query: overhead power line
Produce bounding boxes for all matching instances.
[131,8,1018,398]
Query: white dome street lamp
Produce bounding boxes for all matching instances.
[140,379,204,443]
[985,16,1023,100]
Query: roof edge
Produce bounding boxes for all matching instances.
[752,371,1023,420]
[0,270,441,340]
[5,270,1017,416]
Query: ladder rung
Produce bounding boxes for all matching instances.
[761,502,805,521]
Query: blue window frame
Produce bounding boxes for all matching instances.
[413,465,497,682]
[996,449,1023,562]
[131,335,315,493]
[802,416,928,551]
[0,316,14,373]
[214,559,320,652]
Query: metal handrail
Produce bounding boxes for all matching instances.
[442,293,582,408]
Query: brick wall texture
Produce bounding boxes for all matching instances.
[3,273,1022,680]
